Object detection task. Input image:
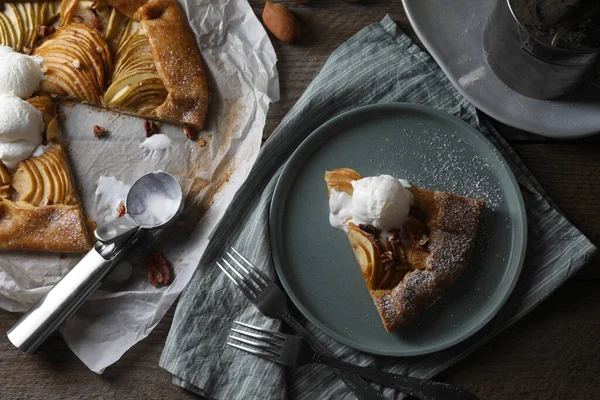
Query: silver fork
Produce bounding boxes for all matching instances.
[218,247,386,400]
[229,321,478,400]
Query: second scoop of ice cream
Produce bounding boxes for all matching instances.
[0,46,44,99]
[0,95,44,168]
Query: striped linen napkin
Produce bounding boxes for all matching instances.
[159,15,596,399]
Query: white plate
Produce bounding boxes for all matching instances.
[402,0,600,138]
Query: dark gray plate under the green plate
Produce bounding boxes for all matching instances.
[270,103,527,356]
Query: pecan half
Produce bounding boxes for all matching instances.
[146,253,173,287]
[36,24,56,38]
[93,125,107,137]
[116,201,126,218]
[183,126,197,141]
[144,119,158,137]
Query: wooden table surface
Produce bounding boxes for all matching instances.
[1,2,599,399]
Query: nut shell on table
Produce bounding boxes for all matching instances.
[262,1,301,43]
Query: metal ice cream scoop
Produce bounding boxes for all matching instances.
[7,171,183,354]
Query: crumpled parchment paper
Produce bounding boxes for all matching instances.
[0,0,278,373]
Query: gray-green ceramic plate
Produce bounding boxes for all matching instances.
[270,103,527,356]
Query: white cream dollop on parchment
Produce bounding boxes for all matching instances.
[140,134,172,151]
[94,176,131,221]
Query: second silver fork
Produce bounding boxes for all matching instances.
[229,321,478,400]
[218,247,386,400]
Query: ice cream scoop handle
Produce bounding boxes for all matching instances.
[7,247,117,353]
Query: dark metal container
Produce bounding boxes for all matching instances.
[483,0,600,99]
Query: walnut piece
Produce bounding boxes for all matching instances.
[36,24,56,38]
[93,125,107,137]
[116,201,126,218]
[146,253,173,287]
[144,120,158,137]
[183,126,197,141]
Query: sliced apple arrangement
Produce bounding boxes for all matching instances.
[11,144,78,207]
[104,20,167,116]
[60,0,125,45]
[0,163,11,200]
[0,1,61,53]
[33,22,112,104]
[2,1,174,119]
[27,94,57,126]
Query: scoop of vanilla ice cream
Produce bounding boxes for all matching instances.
[0,45,44,99]
[0,141,40,168]
[0,95,44,167]
[0,95,44,142]
[351,175,413,231]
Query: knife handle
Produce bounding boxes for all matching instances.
[314,353,477,400]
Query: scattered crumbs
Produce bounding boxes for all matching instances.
[177,257,183,263]
[198,138,207,147]
[206,134,212,140]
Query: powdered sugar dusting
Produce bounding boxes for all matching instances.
[375,121,508,261]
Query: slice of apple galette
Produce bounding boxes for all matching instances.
[325,168,485,332]
[0,0,210,253]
